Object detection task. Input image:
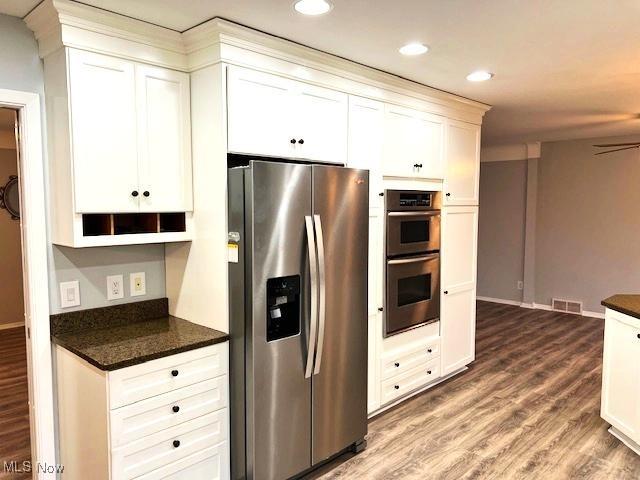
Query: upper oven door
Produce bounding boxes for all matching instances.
[386,210,440,256]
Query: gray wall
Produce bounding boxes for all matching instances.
[0,14,166,315]
[535,135,640,311]
[477,160,527,302]
[478,134,640,314]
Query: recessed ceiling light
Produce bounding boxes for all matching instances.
[294,0,333,16]
[399,42,429,56]
[466,70,494,82]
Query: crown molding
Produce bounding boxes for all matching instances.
[25,3,491,120]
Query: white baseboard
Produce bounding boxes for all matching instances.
[0,321,25,330]
[478,297,604,319]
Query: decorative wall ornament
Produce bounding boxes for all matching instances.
[0,175,20,220]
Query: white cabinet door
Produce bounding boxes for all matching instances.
[382,104,444,179]
[367,311,382,414]
[347,96,384,205]
[136,64,192,212]
[440,206,478,375]
[444,120,481,206]
[68,49,139,213]
[227,67,296,158]
[295,83,348,163]
[367,206,384,414]
[601,311,640,441]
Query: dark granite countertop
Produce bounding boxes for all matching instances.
[601,294,640,320]
[51,298,229,371]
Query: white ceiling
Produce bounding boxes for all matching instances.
[3,0,640,145]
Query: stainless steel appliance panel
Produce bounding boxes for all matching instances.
[386,211,440,257]
[386,253,440,336]
[311,165,368,464]
[248,161,312,480]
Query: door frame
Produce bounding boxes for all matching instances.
[0,88,56,474]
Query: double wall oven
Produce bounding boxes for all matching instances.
[385,190,441,336]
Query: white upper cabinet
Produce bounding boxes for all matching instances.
[69,49,139,213]
[136,64,192,213]
[227,67,295,159]
[382,104,444,179]
[347,96,384,205]
[443,120,481,206]
[227,66,347,163]
[67,49,192,214]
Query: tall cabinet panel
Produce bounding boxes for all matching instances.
[440,206,478,376]
[136,64,193,212]
[68,49,139,213]
[443,120,481,206]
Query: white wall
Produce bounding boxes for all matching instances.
[0,14,166,315]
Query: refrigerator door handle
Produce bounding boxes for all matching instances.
[305,215,319,379]
[313,214,326,376]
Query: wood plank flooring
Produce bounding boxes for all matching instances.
[305,301,640,480]
[0,327,31,480]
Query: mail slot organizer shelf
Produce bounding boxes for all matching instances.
[83,213,187,236]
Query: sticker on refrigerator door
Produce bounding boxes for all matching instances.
[227,243,239,263]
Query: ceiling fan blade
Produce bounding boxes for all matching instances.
[594,145,640,155]
[593,142,640,147]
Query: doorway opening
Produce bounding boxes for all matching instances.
[0,107,31,478]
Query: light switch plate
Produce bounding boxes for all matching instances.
[59,280,80,308]
[130,272,146,297]
[107,274,124,300]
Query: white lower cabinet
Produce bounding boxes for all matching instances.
[55,343,230,480]
[601,308,640,451]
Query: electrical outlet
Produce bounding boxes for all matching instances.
[59,280,80,308]
[130,272,146,297]
[107,275,124,300]
[517,280,524,290]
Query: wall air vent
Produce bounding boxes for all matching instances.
[551,298,583,315]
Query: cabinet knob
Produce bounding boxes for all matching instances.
[172,405,180,413]
[378,192,384,197]
[444,290,449,295]
[378,307,383,312]
[637,334,640,339]
[394,362,400,367]
[446,192,451,197]
[171,369,179,377]
[173,440,180,448]
[394,385,399,390]
[290,138,297,144]
[427,370,432,375]
[427,348,432,353]
[298,139,304,145]
[143,191,150,197]
[417,164,423,168]
[131,190,139,197]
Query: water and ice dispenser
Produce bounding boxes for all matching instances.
[266,275,301,342]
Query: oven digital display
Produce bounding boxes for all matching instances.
[397,273,431,306]
[400,220,429,244]
[399,193,432,207]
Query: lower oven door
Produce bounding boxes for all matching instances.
[385,253,440,336]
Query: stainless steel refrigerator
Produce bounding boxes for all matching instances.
[228,160,368,480]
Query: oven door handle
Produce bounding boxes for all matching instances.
[387,254,440,265]
[387,211,440,217]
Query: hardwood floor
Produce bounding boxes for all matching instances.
[306,301,640,480]
[0,327,31,480]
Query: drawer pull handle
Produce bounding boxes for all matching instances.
[394,385,399,390]
[173,440,180,448]
[427,348,432,353]
[427,370,432,375]
[171,370,179,377]
[172,405,180,413]
[394,362,400,367]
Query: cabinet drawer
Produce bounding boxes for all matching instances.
[109,343,228,409]
[381,338,440,380]
[111,409,227,480]
[134,442,229,480]
[381,358,440,405]
[110,376,228,448]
